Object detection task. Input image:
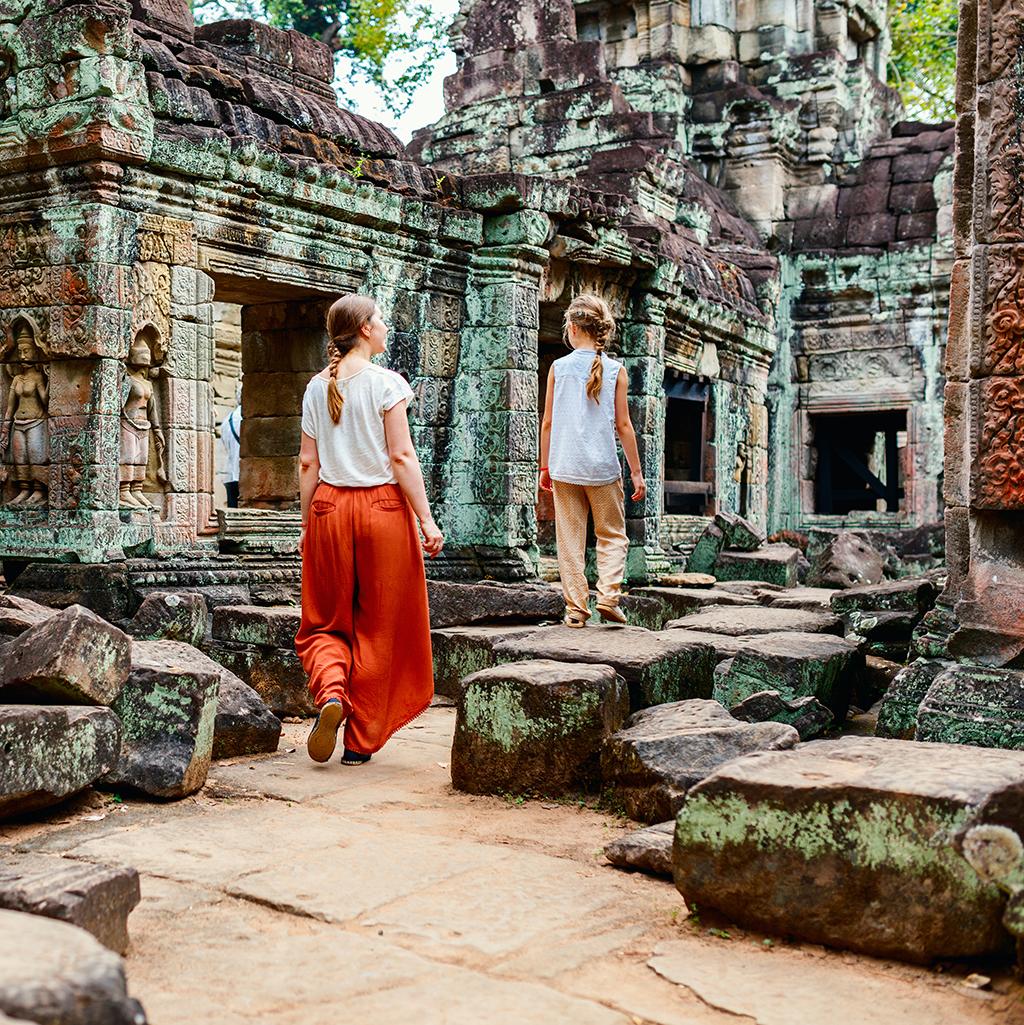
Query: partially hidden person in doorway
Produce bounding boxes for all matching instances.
[295,294,443,766]
[539,293,647,628]
[219,383,242,508]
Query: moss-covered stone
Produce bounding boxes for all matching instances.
[713,545,800,587]
[916,666,1024,750]
[875,658,949,739]
[674,737,1024,962]
[451,659,629,796]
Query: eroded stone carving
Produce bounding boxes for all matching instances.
[1,318,49,507]
[974,377,1024,507]
[120,325,166,510]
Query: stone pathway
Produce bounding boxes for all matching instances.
[6,707,1022,1025]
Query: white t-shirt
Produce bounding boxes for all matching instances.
[549,349,623,485]
[300,364,414,487]
[219,405,241,482]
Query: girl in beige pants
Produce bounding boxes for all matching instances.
[539,294,647,627]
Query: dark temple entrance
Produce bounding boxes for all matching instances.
[663,373,712,515]
[812,410,906,514]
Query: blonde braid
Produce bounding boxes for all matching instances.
[585,335,605,402]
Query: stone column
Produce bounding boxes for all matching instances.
[617,295,670,583]
[443,234,547,580]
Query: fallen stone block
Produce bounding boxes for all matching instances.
[102,641,221,799]
[428,580,564,628]
[715,511,765,551]
[916,665,1024,749]
[431,625,543,699]
[0,909,148,1024]
[831,577,938,618]
[0,854,140,955]
[0,706,121,818]
[713,544,800,588]
[213,669,282,760]
[602,699,797,823]
[857,654,905,710]
[492,626,717,711]
[203,640,314,717]
[451,659,629,796]
[875,658,950,740]
[126,592,206,647]
[654,573,715,588]
[673,736,1024,962]
[1,605,131,707]
[684,522,724,575]
[211,604,300,650]
[728,689,833,740]
[807,532,885,589]
[712,631,862,721]
[760,587,836,612]
[628,586,757,623]
[666,605,843,637]
[604,821,674,878]
[0,595,53,638]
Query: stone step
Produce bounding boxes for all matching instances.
[431,625,544,698]
[666,605,842,637]
[673,736,1024,962]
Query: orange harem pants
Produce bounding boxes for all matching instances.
[294,482,434,755]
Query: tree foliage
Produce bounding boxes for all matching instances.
[887,0,958,122]
[190,0,447,115]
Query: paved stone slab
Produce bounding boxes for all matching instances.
[673,736,1024,962]
[127,592,206,647]
[0,854,140,954]
[0,909,147,1025]
[729,689,834,740]
[876,659,950,740]
[431,625,543,698]
[204,640,314,717]
[103,641,220,799]
[714,544,800,587]
[666,605,842,637]
[761,587,837,612]
[427,580,564,628]
[213,669,282,760]
[604,821,674,878]
[451,660,629,796]
[0,706,121,818]
[653,572,715,588]
[916,665,1024,749]
[602,699,797,823]
[211,605,300,650]
[712,631,862,721]
[1,605,131,707]
[0,595,53,638]
[491,626,717,711]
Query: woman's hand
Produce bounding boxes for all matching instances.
[630,471,647,502]
[421,517,444,558]
[539,468,552,492]
[298,524,306,558]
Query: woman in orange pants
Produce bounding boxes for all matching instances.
[295,294,443,765]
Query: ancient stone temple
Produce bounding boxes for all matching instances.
[0,0,951,598]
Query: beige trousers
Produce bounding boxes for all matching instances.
[551,478,629,621]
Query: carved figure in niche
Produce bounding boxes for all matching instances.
[120,325,167,510]
[0,49,13,122]
[0,319,49,508]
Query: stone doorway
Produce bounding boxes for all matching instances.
[663,372,713,516]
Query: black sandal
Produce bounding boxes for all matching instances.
[341,748,372,765]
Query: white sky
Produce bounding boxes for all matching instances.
[335,3,459,144]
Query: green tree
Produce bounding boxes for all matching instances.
[887,0,958,122]
[191,0,447,115]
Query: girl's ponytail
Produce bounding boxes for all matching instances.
[324,294,378,424]
[565,294,616,403]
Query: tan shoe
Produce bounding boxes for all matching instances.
[306,700,345,763]
[597,603,627,625]
[564,613,588,629]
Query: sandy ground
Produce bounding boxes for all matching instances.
[6,706,1024,1025]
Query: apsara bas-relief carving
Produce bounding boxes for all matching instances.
[1,318,49,508]
[120,325,167,510]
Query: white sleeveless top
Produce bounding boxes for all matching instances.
[300,365,414,487]
[549,349,623,486]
